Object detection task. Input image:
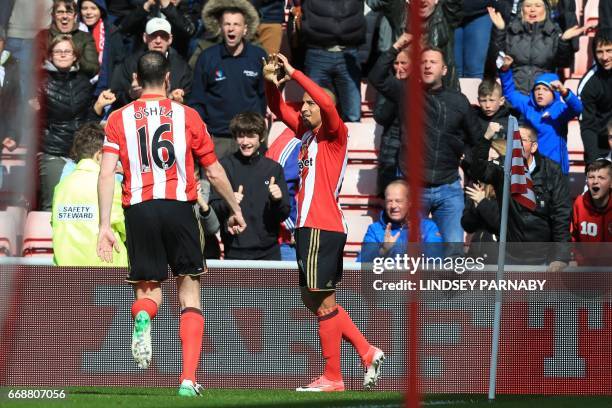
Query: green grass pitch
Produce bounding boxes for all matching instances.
[2,387,612,407]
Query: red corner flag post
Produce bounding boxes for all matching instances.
[404,0,424,407]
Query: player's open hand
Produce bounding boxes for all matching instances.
[274,53,295,77]
[268,176,282,201]
[97,225,120,263]
[262,54,290,87]
[227,212,246,235]
[234,185,244,204]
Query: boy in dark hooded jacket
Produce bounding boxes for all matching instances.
[499,53,582,174]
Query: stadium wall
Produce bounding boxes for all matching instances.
[0,260,610,394]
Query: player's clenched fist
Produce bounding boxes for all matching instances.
[268,176,282,201]
[234,185,244,204]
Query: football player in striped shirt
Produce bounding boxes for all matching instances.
[97,51,246,397]
[264,53,385,392]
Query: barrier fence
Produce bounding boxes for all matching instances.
[0,250,611,394]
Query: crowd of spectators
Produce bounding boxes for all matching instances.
[0,0,611,265]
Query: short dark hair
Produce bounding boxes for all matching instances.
[220,8,246,20]
[478,80,502,98]
[70,122,104,162]
[422,46,446,65]
[48,35,80,60]
[594,30,612,50]
[230,112,266,140]
[136,51,170,89]
[519,123,538,143]
[52,0,75,15]
[585,158,612,176]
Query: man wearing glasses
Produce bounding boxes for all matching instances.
[34,0,100,77]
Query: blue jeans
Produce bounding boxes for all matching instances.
[454,13,492,78]
[5,37,36,99]
[280,243,297,261]
[304,48,361,122]
[421,179,465,245]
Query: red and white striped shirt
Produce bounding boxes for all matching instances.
[266,71,348,234]
[103,96,217,208]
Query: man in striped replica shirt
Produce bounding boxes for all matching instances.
[263,53,385,392]
[97,51,246,397]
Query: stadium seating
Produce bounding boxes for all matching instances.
[572,36,593,78]
[343,208,378,259]
[22,211,53,258]
[0,211,17,256]
[584,0,599,29]
[564,79,580,94]
[459,78,481,105]
[340,163,380,208]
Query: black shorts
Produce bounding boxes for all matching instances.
[295,227,346,291]
[124,200,205,283]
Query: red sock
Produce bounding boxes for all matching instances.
[131,298,158,320]
[337,305,371,360]
[179,308,204,383]
[317,306,342,381]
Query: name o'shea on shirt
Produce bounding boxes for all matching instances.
[132,105,173,120]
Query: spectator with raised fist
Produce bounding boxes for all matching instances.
[498,53,583,174]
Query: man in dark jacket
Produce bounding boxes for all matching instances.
[209,112,290,260]
[118,0,198,58]
[35,0,100,78]
[472,122,571,270]
[400,47,483,246]
[578,31,612,165]
[110,18,192,109]
[189,0,266,158]
[300,0,366,122]
[0,26,20,153]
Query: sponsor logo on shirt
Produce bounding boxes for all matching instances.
[56,204,97,221]
[243,69,258,78]
[215,69,226,81]
[297,157,313,171]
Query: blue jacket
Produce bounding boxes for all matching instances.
[358,211,443,262]
[188,42,267,136]
[499,69,583,174]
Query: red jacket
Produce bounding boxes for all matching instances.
[571,192,612,242]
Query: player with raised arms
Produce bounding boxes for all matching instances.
[97,50,246,397]
[263,53,385,392]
